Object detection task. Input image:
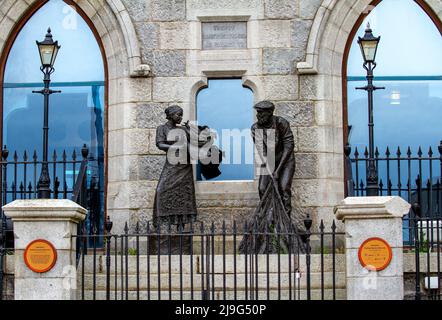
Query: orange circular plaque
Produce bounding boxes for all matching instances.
[24,239,57,273]
[358,237,392,271]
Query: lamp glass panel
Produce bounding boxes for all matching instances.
[38,44,55,66]
[361,40,378,62]
[51,45,59,66]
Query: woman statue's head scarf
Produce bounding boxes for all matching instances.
[165,105,183,120]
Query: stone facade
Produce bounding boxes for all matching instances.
[1,0,442,234]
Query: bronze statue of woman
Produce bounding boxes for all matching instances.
[153,105,197,227]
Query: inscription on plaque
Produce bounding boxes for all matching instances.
[24,239,57,273]
[202,22,247,50]
[358,237,392,271]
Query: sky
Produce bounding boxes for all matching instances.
[4,0,104,83]
[347,0,442,77]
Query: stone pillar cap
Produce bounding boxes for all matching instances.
[334,196,411,221]
[3,199,87,223]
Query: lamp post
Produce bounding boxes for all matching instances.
[356,23,385,197]
[33,28,61,199]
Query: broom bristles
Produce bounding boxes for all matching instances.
[239,181,305,254]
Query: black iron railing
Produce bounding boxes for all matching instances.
[346,142,442,204]
[73,218,345,301]
[0,144,101,300]
[347,143,442,300]
[346,142,442,227]
[404,204,442,300]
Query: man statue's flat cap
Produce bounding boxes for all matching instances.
[253,101,275,110]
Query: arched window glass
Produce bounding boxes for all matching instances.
[347,0,442,152]
[346,0,442,237]
[3,0,104,157]
[2,0,105,230]
[196,79,254,181]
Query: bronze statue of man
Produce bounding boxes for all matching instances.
[252,100,296,216]
[239,100,300,254]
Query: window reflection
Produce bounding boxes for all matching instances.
[348,78,442,153]
[3,83,104,157]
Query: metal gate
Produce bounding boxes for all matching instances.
[74,218,345,300]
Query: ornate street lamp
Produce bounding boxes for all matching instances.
[356,23,385,197]
[33,28,61,199]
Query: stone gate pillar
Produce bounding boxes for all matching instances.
[3,199,86,300]
[334,196,410,300]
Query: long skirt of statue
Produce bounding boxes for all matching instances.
[151,160,197,254]
[153,160,197,228]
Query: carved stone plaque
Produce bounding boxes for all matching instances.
[202,22,247,50]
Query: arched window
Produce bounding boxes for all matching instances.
[4,0,104,157]
[2,0,105,228]
[196,79,254,181]
[345,0,442,238]
[347,0,442,153]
